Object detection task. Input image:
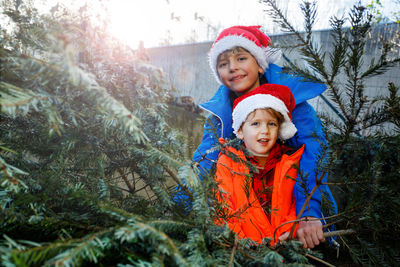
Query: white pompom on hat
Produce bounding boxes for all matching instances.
[232,84,297,140]
[209,25,281,84]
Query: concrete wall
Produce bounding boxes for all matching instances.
[147,41,217,104]
[147,23,400,130]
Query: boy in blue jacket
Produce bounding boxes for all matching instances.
[191,25,337,248]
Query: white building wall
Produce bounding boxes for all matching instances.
[147,23,400,131]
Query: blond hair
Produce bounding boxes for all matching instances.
[217,46,252,63]
[239,108,284,131]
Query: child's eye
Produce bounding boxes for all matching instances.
[238,56,247,61]
[217,62,227,68]
[268,122,278,127]
[251,122,259,126]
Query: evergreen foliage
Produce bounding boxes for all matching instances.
[262,0,400,265]
[0,0,399,266]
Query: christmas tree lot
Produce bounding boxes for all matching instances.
[1,0,400,266]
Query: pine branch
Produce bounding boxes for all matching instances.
[164,165,194,200]
[323,229,356,238]
[361,39,400,79]
[305,253,336,267]
[228,235,238,267]
[262,0,330,80]
[328,16,347,82]
[288,155,335,240]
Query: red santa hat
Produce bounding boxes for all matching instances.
[209,25,281,84]
[232,84,297,140]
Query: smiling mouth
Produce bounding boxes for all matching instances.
[258,138,270,144]
[230,75,246,81]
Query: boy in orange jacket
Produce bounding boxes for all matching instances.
[214,83,309,245]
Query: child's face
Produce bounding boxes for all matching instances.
[237,109,279,158]
[217,49,263,96]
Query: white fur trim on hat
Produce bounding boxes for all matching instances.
[232,94,297,140]
[209,35,281,84]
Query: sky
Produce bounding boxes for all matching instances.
[36,0,399,49]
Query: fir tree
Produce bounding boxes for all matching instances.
[262,0,400,265]
[0,0,399,266]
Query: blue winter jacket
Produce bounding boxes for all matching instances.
[193,64,337,219]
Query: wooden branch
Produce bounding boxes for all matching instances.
[274,215,356,243]
[323,229,356,238]
[228,235,239,267]
[321,181,362,186]
[305,253,336,267]
[118,169,135,192]
[288,168,328,239]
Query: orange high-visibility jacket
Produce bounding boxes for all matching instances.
[214,144,304,244]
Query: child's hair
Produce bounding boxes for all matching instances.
[239,108,284,132]
[217,46,250,63]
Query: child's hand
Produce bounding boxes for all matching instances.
[296,217,325,249]
[278,231,290,242]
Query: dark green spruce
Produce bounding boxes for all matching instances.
[1,0,399,266]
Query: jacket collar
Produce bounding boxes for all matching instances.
[199,85,233,138]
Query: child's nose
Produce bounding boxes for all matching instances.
[261,124,269,134]
[228,60,238,71]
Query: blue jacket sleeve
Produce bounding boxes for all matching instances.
[267,64,337,219]
[289,101,327,218]
[173,115,221,206]
[192,115,221,180]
